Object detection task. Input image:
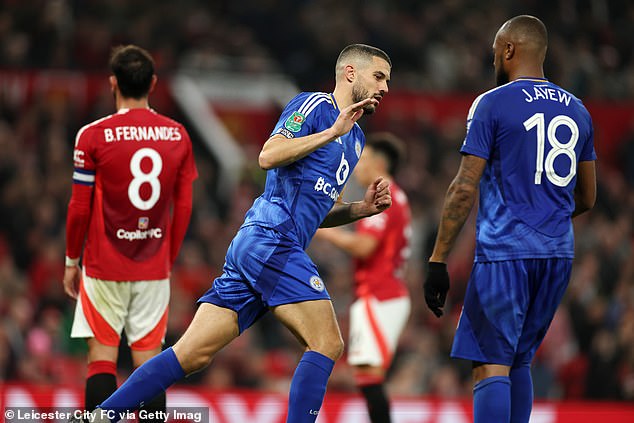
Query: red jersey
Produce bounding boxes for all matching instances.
[354,183,411,301]
[66,108,197,281]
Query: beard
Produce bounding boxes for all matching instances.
[352,83,376,115]
[495,65,509,86]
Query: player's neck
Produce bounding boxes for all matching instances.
[331,88,351,111]
[116,97,151,111]
[510,65,544,81]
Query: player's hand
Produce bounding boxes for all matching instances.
[362,176,391,216]
[63,265,81,299]
[331,98,379,138]
[424,262,450,318]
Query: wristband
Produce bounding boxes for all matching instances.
[65,256,80,267]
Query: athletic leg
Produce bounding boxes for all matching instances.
[356,366,390,423]
[450,261,534,423]
[126,279,171,423]
[97,304,239,421]
[272,300,343,423]
[509,259,572,423]
[509,365,532,423]
[85,339,118,412]
[73,275,127,413]
[472,363,511,423]
[131,348,164,423]
[347,296,410,423]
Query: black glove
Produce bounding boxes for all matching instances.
[424,261,450,318]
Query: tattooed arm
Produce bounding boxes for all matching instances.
[429,154,487,263]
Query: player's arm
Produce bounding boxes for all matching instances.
[320,176,391,228]
[572,160,596,218]
[315,228,379,258]
[429,154,486,263]
[64,180,94,299]
[424,154,485,317]
[258,97,378,170]
[169,132,197,267]
[64,129,97,299]
[170,174,194,268]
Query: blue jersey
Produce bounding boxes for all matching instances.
[461,78,596,261]
[242,92,365,249]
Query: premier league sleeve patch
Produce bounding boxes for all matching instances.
[284,111,306,133]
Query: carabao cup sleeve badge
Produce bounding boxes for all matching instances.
[284,111,306,133]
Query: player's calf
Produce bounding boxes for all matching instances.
[171,303,240,374]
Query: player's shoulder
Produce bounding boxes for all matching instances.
[541,80,575,98]
[390,182,410,211]
[548,82,591,116]
[74,114,115,146]
[467,83,513,120]
[287,91,334,117]
[146,109,187,128]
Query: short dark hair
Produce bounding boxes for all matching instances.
[336,44,392,75]
[109,45,155,99]
[365,132,405,176]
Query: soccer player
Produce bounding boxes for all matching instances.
[85,43,392,423]
[63,45,197,419]
[423,15,596,423]
[315,132,410,423]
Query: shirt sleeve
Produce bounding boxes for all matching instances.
[72,125,97,186]
[176,127,199,184]
[579,114,597,162]
[270,92,334,139]
[356,212,388,242]
[65,125,97,259]
[170,127,197,266]
[460,92,496,160]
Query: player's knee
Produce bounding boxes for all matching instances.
[183,352,215,374]
[173,344,216,375]
[333,336,345,360]
[315,334,345,361]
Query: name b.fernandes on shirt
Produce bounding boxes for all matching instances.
[104,126,183,142]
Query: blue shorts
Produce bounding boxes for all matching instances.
[451,258,572,367]
[198,225,330,333]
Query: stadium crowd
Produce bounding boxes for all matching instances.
[0,0,633,401]
[2,0,634,98]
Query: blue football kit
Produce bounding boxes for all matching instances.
[96,92,365,422]
[451,77,596,367]
[199,92,366,332]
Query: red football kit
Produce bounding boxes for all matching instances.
[353,182,411,301]
[66,108,198,281]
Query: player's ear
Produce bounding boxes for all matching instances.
[109,75,118,93]
[505,42,515,60]
[149,74,158,94]
[344,64,355,83]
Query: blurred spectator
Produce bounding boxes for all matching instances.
[585,328,622,399]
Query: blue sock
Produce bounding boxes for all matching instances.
[97,347,185,422]
[510,366,533,423]
[287,351,335,423]
[473,376,511,423]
